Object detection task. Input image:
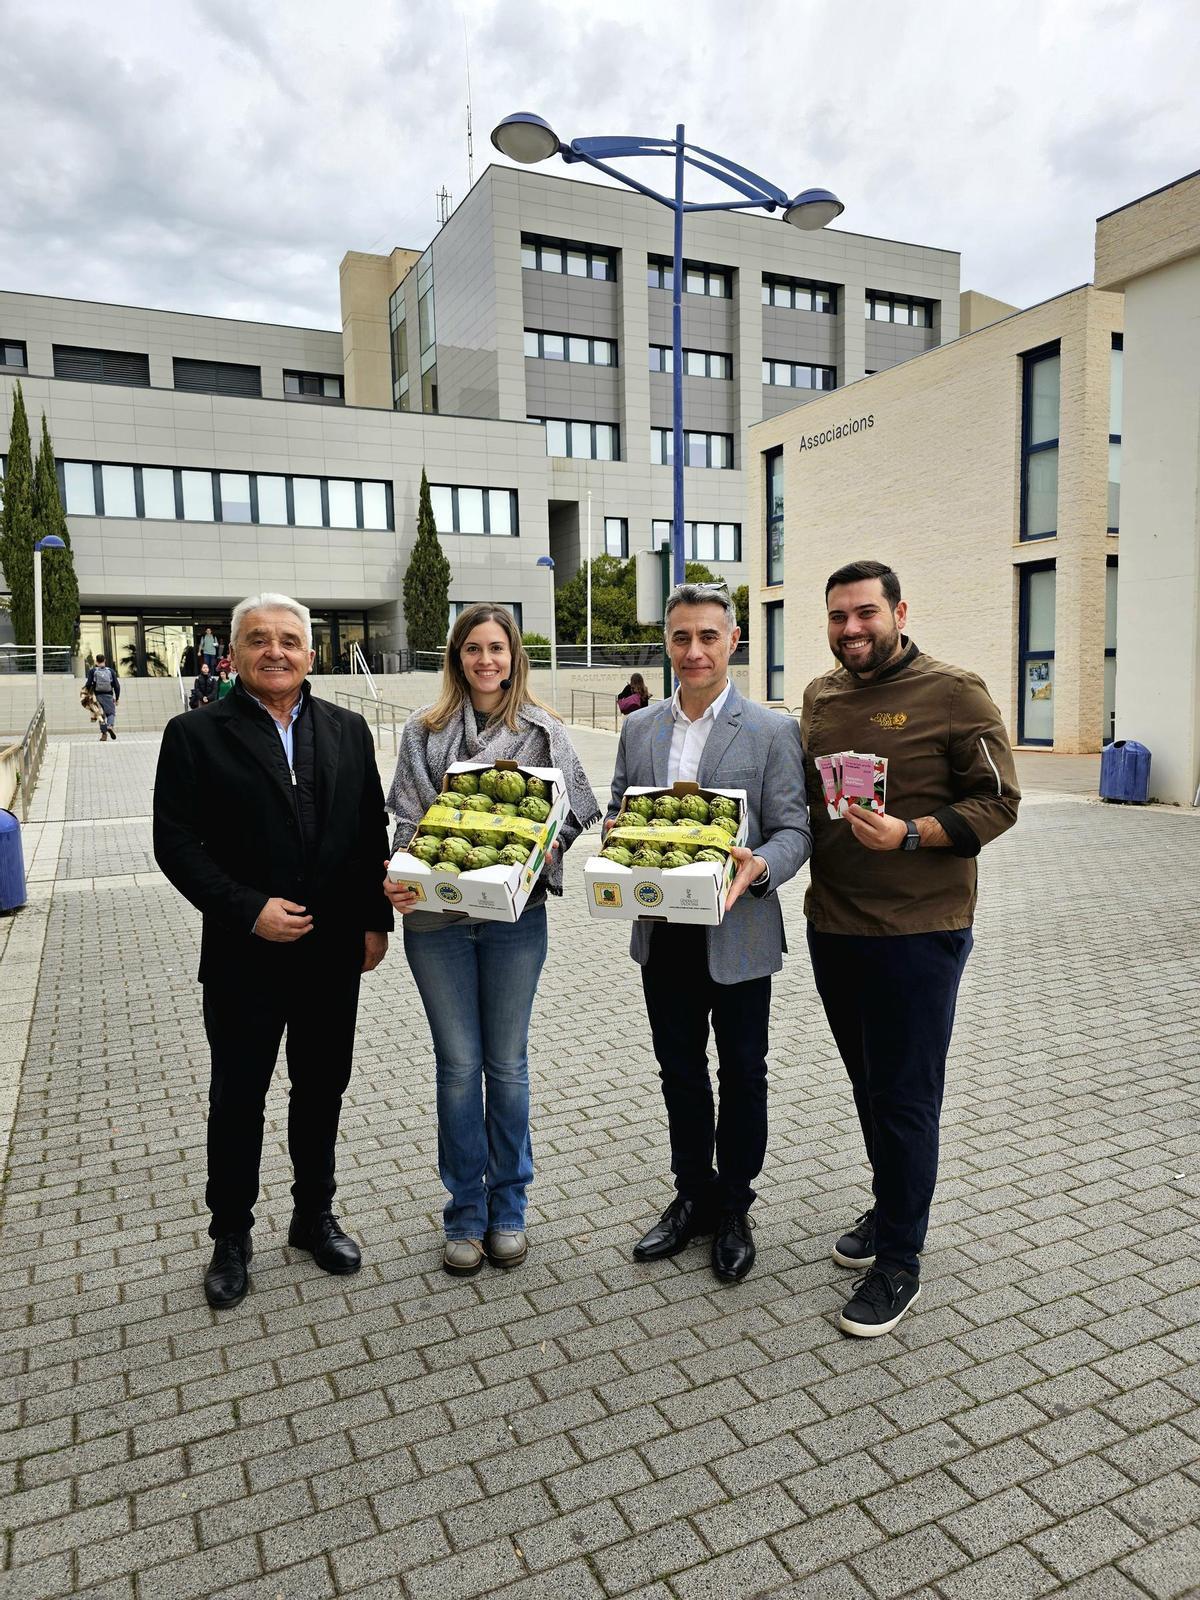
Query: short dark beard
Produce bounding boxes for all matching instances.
[835,623,901,678]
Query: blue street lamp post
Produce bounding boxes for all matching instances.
[535,554,558,707]
[33,534,66,708]
[491,113,843,608]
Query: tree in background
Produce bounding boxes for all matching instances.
[554,555,723,645]
[0,381,35,644]
[732,584,749,640]
[33,413,80,651]
[402,469,451,654]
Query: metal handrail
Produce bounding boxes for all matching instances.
[177,659,189,709]
[331,687,413,751]
[350,641,380,700]
[0,644,73,675]
[2,701,47,821]
[566,687,621,732]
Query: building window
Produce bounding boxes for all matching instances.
[173,357,262,397]
[1021,343,1060,540]
[429,485,519,537]
[389,291,410,411]
[603,517,629,557]
[761,275,836,314]
[529,417,619,461]
[521,234,616,280]
[765,602,784,701]
[651,429,733,469]
[1104,555,1117,745]
[451,601,524,635]
[651,520,741,562]
[1108,333,1122,533]
[523,329,617,366]
[647,256,731,297]
[866,293,933,327]
[1018,560,1056,745]
[53,345,151,387]
[56,459,393,530]
[762,359,837,390]
[765,448,784,585]
[420,364,438,414]
[283,370,344,403]
[2,340,27,370]
[649,346,732,379]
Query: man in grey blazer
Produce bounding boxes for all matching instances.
[606,582,811,1281]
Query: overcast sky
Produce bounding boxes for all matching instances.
[2,0,1195,328]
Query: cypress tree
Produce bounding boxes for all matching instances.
[402,468,451,655]
[0,380,35,645]
[33,413,80,652]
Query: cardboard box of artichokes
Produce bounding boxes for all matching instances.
[584,781,748,924]
[386,759,566,921]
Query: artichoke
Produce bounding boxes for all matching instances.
[479,768,503,798]
[660,850,693,869]
[600,845,634,866]
[711,814,739,836]
[626,795,656,820]
[653,795,683,822]
[493,771,527,805]
[448,772,479,796]
[499,843,530,867]
[468,827,497,847]
[525,776,549,800]
[440,836,472,866]
[432,861,461,875]
[517,796,550,823]
[647,817,675,829]
[694,847,727,863]
[461,793,495,813]
[631,846,665,868]
[408,836,442,864]
[679,795,710,825]
[709,796,738,820]
[419,823,448,839]
[463,846,501,872]
[494,802,519,817]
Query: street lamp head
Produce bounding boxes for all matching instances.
[536,555,555,570]
[34,535,66,551]
[491,113,561,165]
[783,188,845,230]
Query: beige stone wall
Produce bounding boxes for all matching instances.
[339,248,421,410]
[1095,171,1200,291]
[959,290,1019,334]
[746,286,1123,750]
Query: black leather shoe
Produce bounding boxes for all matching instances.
[633,1195,717,1262]
[288,1211,362,1275]
[204,1233,251,1309]
[712,1211,756,1282]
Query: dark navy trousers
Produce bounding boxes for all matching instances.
[807,925,973,1275]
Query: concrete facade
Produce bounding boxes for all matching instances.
[3,164,958,670]
[1095,170,1200,806]
[745,286,1124,753]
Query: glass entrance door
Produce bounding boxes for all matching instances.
[107,618,141,679]
[1018,563,1056,746]
[143,619,194,679]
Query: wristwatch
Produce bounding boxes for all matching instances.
[901,820,920,852]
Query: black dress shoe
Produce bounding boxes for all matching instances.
[288,1211,362,1275]
[204,1233,252,1309]
[633,1195,716,1262]
[712,1211,756,1282]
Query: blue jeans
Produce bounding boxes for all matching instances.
[404,906,547,1239]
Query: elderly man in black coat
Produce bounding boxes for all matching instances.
[154,592,393,1309]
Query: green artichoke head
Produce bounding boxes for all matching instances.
[478,768,503,798]
[494,771,528,805]
[493,802,519,816]
[679,795,710,824]
[432,861,461,875]
[600,845,634,867]
[653,795,683,821]
[631,846,664,868]
[408,836,442,864]
[660,850,693,869]
[440,836,472,865]
[499,843,530,867]
[694,847,727,863]
[709,796,739,820]
[711,814,739,836]
[626,795,656,819]
[463,847,501,872]
[524,776,549,800]
[448,771,480,796]
[517,796,550,823]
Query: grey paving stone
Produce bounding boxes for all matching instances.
[1116,1526,1200,1599]
[1027,1505,1146,1581]
[940,1483,1056,1558]
[863,1466,973,1535]
[587,1521,710,1593]
[615,1465,725,1533]
[769,1503,886,1577]
[1025,1454,1136,1518]
[847,1522,969,1598]
[936,1543,1061,1599]
[668,1539,793,1600]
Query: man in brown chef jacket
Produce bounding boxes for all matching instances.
[801,561,1020,1338]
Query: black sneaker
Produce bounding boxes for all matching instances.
[832,1207,876,1269]
[839,1265,921,1338]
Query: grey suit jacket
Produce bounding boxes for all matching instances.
[605,683,811,983]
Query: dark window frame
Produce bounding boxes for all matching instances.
[1017,558,1056,747]
[603,516,629,558]
[647,255,732,297]
[865,291,934,327]
[1020,340,1061,542]
[651,520,742,563]
[761,274,837,314]
[529,417,621,462]
[172,356,262,398]
[651,427,733,470]
[53,344,151,387]
[762,359,837,391]
[520,233,617,281]
[2,339,28,370]
[649,345,732,379]
[429,484,521,538]
[765,601,785,701]
[283,369,344,404]
[765,447,784,586]
[523,329,618,366]
[1108,333,1123,535]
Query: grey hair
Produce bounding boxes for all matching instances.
[230,592,313,649]
[664,581,737,632]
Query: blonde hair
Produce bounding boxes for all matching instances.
[422,604,560,733]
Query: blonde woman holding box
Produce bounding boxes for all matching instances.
[383,604,598,1277]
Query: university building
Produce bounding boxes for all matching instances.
[1,164,958,676]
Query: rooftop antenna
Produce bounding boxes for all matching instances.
[464,17,474,189]
[436,186,452,225]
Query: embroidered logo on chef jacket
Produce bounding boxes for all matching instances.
[870,712,909,729]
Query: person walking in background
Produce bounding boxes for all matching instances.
[189,661,220,710]
[198,625,218,673]
[802,560,1020,1338]
[617,671,651,716]
[84,652,120,741]
[154,592,392,1311]
[215,663,235,700]
[383,603,599,1279]
[606,582,811,1283]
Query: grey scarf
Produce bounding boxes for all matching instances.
[386,699,600,894]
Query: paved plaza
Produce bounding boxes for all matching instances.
[1,725,1199,1600]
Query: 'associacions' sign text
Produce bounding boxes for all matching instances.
[797,414,874,451]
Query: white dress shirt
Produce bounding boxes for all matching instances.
[668,679,733,784]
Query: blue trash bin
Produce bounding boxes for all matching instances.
[1099,740,1152,804]
[0,808,27,912]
